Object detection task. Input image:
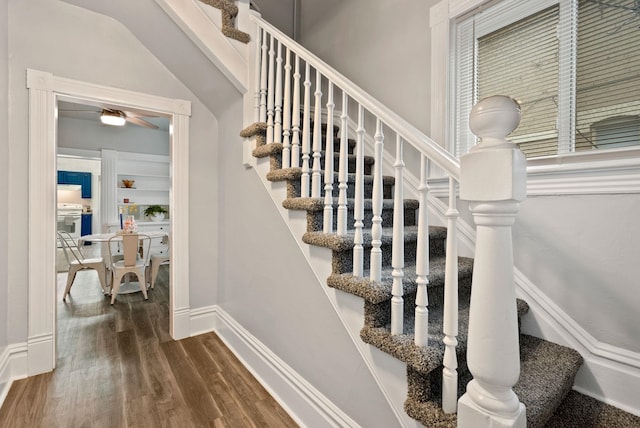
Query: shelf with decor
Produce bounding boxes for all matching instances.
[116,152,169,209]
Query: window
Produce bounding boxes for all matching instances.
[452,0,640,158]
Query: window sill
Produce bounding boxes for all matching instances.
[428,146,640,196]
[526,146,640,195]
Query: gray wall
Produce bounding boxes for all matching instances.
[217,97,398,427]
[7,0,219,343]
[298,0,436,135]
[0,0,8,351]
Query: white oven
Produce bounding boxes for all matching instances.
[57,203,83,243]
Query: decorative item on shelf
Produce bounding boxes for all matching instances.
[122,179,135,188]
[144,205,168,222]
[123,215,138,233]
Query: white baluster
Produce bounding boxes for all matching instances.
[458,96,527,428]
[259,30,268,123]
[266,35,276,144]
[291,55,301,168]
[369,119,384,283]
[282,47,292,168]
[391,135,405,336]
[311,69,323,198]
[323,82,335,233]
[274,40,283,144]
[254,26,262,123]
[301,62,312,197]
[414,155,430,345]
[353,104,365,277]
[442,177,459,413]
[337,92,349,236]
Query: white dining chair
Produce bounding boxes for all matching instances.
[57,231,109,300]
[107,233,151,304]
[148,234,170,289]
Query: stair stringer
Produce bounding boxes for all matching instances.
[154,0,248,93]
[249,149,427,427]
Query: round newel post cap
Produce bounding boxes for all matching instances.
[469,96,521,141]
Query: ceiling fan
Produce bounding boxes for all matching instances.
[58,105,159,129]
[99,108,159,129]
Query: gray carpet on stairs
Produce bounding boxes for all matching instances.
[240,122,640,427]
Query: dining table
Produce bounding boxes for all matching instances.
[79,231,169,294]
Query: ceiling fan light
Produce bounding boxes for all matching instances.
[100,110,126,126]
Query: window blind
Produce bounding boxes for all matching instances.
[576,0,640,151]
[453,0,640,158]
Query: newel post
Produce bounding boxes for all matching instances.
[457,96,527,428]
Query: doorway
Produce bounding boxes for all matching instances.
[27,69,192,375]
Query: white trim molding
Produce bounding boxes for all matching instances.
[26,69,192,375]
[212,306,362,428]
[0,343,28,407]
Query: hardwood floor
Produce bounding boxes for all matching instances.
[0,264,298,427]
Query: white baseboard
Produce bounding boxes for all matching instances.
[197,305,361,428]
[0,343,28,407]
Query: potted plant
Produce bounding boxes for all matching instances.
[144,205,168,222]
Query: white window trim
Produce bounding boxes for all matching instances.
[431,0,640,195]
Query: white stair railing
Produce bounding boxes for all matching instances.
[249,16,521,421]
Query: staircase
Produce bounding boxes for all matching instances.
[241,119,584,427]
[184,1,630,426]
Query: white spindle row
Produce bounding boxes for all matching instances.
[251,20,464,417]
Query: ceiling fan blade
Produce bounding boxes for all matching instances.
[125,115,159,129]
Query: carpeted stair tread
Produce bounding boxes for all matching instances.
[303,225,447,252]
[254,142,282,158]
[514,334,584,428]
[198,0,251,43]
[283,196,419,212]
[402,333,582,428]
[267,168,395,187]
[546,390,640,427]
[326,256,474,304]
[240,121,267,137]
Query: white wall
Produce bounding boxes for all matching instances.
[0,0,9,351]
[6,0,219,344]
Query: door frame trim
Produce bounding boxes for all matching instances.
[26,69,191,374]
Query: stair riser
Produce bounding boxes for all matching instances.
[305,205,417,233]
[330,237,446,275]
[363,277,473,330]
[285,178,393,200]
